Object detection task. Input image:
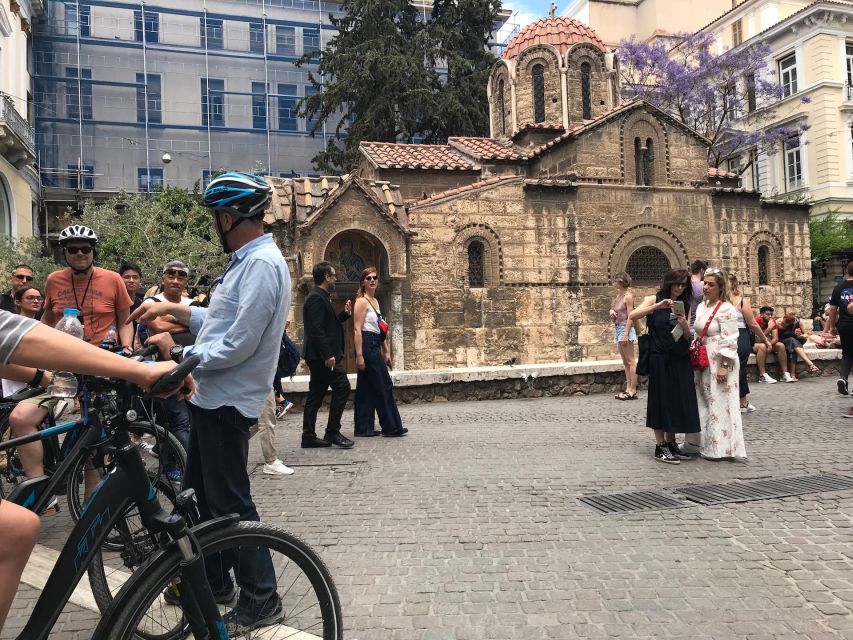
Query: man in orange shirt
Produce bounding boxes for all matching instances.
[8,225,133,483]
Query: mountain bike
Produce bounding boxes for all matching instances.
[12,357,342,640]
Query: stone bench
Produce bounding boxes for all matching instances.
[279,348,841,408]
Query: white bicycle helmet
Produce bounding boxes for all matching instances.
[58,224,98,246]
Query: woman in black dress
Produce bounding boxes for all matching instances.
[629,269,700,464]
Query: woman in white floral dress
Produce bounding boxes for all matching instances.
[693,267,747,460]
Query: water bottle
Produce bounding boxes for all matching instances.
[51,308,83,398]
[54,308,84,340]
[100,324,118,351]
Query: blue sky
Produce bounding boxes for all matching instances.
[497,0,578,43]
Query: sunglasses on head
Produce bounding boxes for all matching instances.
[164,269,188,278]
[13,274,33,281]
[364,275,378,281]
[65,246,93,255]
[705,267,722,276]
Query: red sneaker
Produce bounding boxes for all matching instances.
[843,407,853,419]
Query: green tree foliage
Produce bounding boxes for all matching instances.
[0,236,59,288]
[78,187,228,294]
[297,0,501,173]
[810,213,853,265]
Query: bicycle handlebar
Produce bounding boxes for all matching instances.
[148,355,199,397]
[130,345,159,361]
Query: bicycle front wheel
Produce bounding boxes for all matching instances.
[103,521,342,640]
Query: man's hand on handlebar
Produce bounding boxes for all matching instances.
[145,332,177,361]
[138,361,195,400]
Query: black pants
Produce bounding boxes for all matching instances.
[302,359,351,438]
[354,332,403,436]
[185,404,277,613]
[737,328,752,399]
[840,324,853,381]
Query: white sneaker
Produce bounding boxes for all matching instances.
[262,459,295,475]
[783,372,796,383]
[740,403,757,413]
[761,373,778,384]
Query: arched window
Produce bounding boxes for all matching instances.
[634,137,643,185]
[0,178,10,237]
[757,245,769,285]
[644,137,655,186]
[468,240,486,287]
[581,61,592,119]
[497,79,506,136]
[626,246,670,284]
[532,64,545,124]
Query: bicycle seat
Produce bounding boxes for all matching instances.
[5,387,44,402]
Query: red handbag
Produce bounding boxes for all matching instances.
[689,301,722,370]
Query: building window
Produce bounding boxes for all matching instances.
[138,168,163,192]
[727,156,741,175]
[745,72,756,112]
[134,10,158,43]
[252,82,267,130]
[784,135,803,191]
[277,83,297,131]
[757,245,769,285]
[626,246,670,284]
[249,21,265,54]
[276,26,296,56]
[634,136,654,186]
[749,150,759,191]
[532,64,545,123]
[65,67,92,120]
[497,79,506,135]
[0,179,9,236]
[732,19,742,47]
[467,240,485,287]
[201,78,224,127]
[304,85,320,132]
[580,61,592,120]
[136,73,161,123]
[202,169,214,188]
[65,3,90,37]
[847,43,853,97]
[201,16,223,50]
[778,53,797,98]
[303,27,320,57]
[724,82,737,120]
[67,164,94,189]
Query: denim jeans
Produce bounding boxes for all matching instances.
[185,404,278,613]
[159,396,191,455]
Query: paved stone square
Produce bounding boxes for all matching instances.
[6,378,853,639]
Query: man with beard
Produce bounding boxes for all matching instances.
[301,261,354,449]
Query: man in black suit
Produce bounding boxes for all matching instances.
[301,261,354,449]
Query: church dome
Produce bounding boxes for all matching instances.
[501,17,606,60]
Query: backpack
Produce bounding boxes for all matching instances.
[277,334,301,379]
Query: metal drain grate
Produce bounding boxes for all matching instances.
[579,474,853,514]
[675,474,853,506]
[579,490,688,514]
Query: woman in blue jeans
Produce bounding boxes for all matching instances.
[352,267,407,438]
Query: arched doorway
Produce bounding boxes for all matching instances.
[323,230,391,373]
[0,175,12,237]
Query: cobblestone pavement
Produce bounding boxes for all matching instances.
[7,378,853,639]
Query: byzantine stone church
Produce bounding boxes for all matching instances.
[264,16,811,373]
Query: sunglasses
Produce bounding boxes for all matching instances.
[364,275,378,282]
[164,269,188,278]
[23,295,43,302]
[12,274,34,281]
[705,267,722,276]
[65,246,93,255]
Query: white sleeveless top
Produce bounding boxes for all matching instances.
[362,298,381,334]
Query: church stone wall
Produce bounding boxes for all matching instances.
[405,182,582,368]
[371,169,483,201]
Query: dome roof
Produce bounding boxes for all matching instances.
[501,17,606,60]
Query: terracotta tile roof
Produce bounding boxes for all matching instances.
[264,175,355,225]
[708,167,738,179]
[359,142,475,171]
[410,176,522,208]
[523,178,577,188]
[501,17,606,61]
[448,137,530,161]
[511,123,566,139]
[298,175,409,232]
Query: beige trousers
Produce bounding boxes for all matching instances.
[250,390,278,463]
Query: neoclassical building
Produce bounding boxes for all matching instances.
[266,16,812,372]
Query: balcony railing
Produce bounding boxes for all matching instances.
[0,92,35,157]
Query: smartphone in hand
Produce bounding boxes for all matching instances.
[671,300,685,317]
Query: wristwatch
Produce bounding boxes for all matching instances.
[169,345,184,363]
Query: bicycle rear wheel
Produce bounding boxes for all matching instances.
[101,521,342,640]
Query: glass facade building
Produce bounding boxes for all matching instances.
[33,0,340,195]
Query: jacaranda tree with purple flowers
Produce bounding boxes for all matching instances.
[619,31,809,175]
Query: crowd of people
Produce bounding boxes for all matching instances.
[610,259,851,464]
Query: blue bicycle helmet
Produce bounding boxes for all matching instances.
[202,172,272,217]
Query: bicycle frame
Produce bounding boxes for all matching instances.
[15,415,165,640]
